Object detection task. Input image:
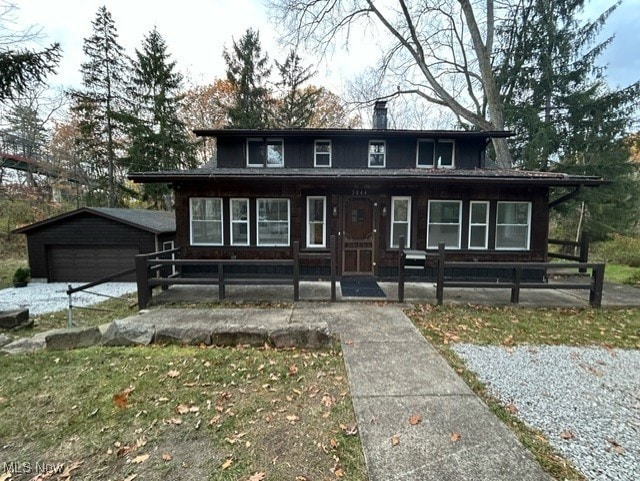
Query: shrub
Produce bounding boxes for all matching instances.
[12,266,30,285]
[591,234,640,267]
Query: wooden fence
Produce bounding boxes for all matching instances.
[397,237,605,307]
[135,236,337,309]
[548,231,589,272]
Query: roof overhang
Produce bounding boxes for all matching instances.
[128,168,608,188]
[193,128,514,140]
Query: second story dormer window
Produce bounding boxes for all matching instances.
[314,140,331,167]
[417,139,455,168]
[247,138,284,167]
[369,140,386,168]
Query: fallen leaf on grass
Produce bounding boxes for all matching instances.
[175,404,190,415]
[167,369,180,378]
[334,468,345,477]
[559,430,575,440]
[123,475,137,481]
[286,414,300,423]
[390,435,400,446]
[249,473,266,481]
[113,386,135,409]
[162,452,172,462]
[131,454,149,464]
[330,438,339,449]
[221,458,233,470]
[165,418,183,425]
[339,423,358,436]
[0,473,10,481]
[409,414,422,425]
[506,401,518,415]
[450,432,461,442]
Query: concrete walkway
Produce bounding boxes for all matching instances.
[292,303,552,480]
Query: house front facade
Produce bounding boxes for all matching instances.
[129,103,604,279]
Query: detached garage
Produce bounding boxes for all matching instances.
[14,208,176,282]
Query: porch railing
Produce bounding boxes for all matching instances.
[135,236,337,309]
[397,237,605,307]
[548,231,589,272]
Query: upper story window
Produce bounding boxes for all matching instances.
[368,140,386,168]
[417,139,455,168]
[190,197,223,246]
[247,138,284,167]
[314,140,331,167]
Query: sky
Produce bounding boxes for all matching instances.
[8,0,640,100]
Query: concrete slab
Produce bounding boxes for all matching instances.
[354,395,551,481]
[342,340,469,397]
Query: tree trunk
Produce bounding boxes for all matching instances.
[491,137,513,169]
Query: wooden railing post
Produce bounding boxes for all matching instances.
[330,235,336,302]
[218,263,225,300]
[579,231,589,273]
[293,241,300,301]
[436,242,445,305]
[511,267,521,304]
[135,254,150,309]
[590,263,605,308]
[398,235,405,303]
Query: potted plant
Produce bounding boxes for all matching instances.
[12,267,30,288]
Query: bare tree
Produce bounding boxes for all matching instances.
[269,0,513,167]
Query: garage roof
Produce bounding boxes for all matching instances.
[13,207,176,234]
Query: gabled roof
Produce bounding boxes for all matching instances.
[13,207,176,234]
[128,167,607,187]
[193,128,514,140]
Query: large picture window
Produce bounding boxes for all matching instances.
[391,196,411,248]
[307,197,326,248]
[469,201,489,249]
[427,200,462,249]
[247,138,284,167]
[368,140,385,168]
[230,198,249,246]
[314,140,331,167]
[416,139,455,168]
[190,198,223,246]
[257,199,290,246]
[496,202,531,250]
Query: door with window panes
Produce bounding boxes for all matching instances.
[342,197,375,275]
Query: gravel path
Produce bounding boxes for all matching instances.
[0,282,138,315]
[452,344,640,481]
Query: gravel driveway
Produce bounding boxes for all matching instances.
[453,344,640,481]
[0,282,138,315]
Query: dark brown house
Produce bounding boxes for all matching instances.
[129,102,604,279]
[14,207,176,282]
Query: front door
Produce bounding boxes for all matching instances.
[342,197,375,275]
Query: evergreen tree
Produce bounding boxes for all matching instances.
[124,28,196,209]
[496,0,640,239]
[273,50,320,128]
[223,29,271,128]
[5,102,46,186]
[70,6,129,207]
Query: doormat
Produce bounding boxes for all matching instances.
[340,277,386,298]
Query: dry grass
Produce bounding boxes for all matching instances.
[0,345,367,480]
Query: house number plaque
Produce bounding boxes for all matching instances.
[352,189,368,196]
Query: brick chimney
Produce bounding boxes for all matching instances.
[372,101,388,130]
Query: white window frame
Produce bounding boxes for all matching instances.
[390,196,411,248]
[306,196,327,248]
[368,140,386,168]
[257,198,290,246]
[246,138,284,167]
[495,201,532,251]
[230,198,250,246]
[426,200,462,250]
[416,139,455,168]
[468,201,489,250]
[189,197,223,246]
[314,140,332,167]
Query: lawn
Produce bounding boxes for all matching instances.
[407,304,640,481]
[0,345,367,481]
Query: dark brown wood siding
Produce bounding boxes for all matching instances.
[175,180,550,276]
[215,135,485,169]
[23,213,171,281]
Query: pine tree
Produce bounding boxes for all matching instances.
[70,6,129,207]
[272,50,320,128]
[123,28,196,209]
[223,29,271,128]
[496,0,640,239]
